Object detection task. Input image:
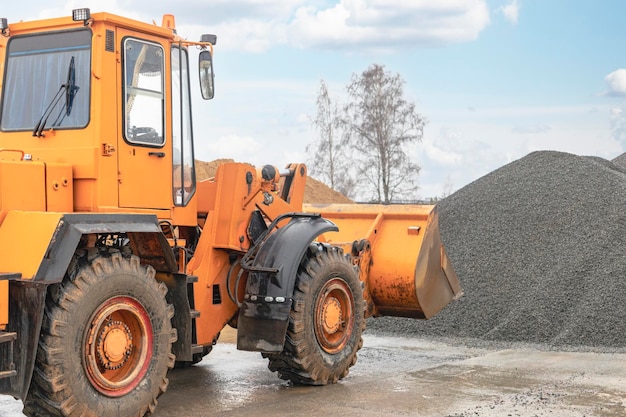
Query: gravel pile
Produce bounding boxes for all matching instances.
[367,150,626,349]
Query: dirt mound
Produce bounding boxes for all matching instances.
[367,150,626,349]
[196,158,234,180]
[302,177,352,204]
[195,159,351,204]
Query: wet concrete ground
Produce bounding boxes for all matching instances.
[0,333,624,416]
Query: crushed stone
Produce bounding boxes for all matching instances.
[367,150,626,349]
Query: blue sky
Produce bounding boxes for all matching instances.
[4,1,626,198]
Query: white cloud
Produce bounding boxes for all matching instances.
[417,125,504,198]
[415,99,623,198]
[205,19,286,52]
[604,69,626,97]
[512,124,551,134]
[160,0,494,53]
[280,149,307,168]
[12,1,491,53]
[422,128,464,166]
[500,0,520,25]
[200,134,262,162]
[288,0,490,51]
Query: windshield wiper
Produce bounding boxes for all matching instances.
[32,56,79,137]
[64,55,79,117]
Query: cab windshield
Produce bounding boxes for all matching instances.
[1,29,91,131]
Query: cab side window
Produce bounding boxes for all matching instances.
[123,38,164,146]
[171,46,195,206]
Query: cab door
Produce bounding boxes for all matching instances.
[116,30,171,209]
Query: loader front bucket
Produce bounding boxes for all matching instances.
[303,204,462,319]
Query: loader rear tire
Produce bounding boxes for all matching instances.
[266,244,365,385]
[23,252,177,417]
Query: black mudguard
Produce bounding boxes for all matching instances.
[237,214,337,352]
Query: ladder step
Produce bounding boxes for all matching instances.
[0,370,16,379]
[0,332,17,380]
[190,309,200,319]
[190,344,204,354]
[0,332,16,344]
[0,273,21,281]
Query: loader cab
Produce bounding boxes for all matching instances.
[117,34,196,211]
[117,21,214,216]
[0,9,215,223]
[110,12,216,219]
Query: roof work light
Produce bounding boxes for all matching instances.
[200,34,217,45]
[0,18,8,36]
[72,8,91,25]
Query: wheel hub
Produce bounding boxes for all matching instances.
[322,297,342,334]
[97,320,134,370]
[315,278,355,354]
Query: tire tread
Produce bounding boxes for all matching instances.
[267,244,366,385]
[24,252,175,417]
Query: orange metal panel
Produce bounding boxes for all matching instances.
[210,163,256,250]
[117,145,172,209]
[170,196,199,227]
[196,178,217,215]
[45,163,73,212]
[188,248,240,346]
[0,211,64,279]
[0,161,46,224]
[90,19,122,210]
[281,163,307,208]
[115,28,172,210]
[24,146,99,179]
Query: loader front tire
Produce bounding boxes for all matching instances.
[24,252,176,417]
[267,244,365,385]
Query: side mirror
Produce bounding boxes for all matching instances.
[199,50,215,100]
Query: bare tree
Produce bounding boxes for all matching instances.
[307,79,356,197]
[343,64,425,203]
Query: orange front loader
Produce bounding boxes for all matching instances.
[0,9,462,417]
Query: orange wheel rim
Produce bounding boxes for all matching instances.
[314,278,354,354]
[84,296,153,397]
